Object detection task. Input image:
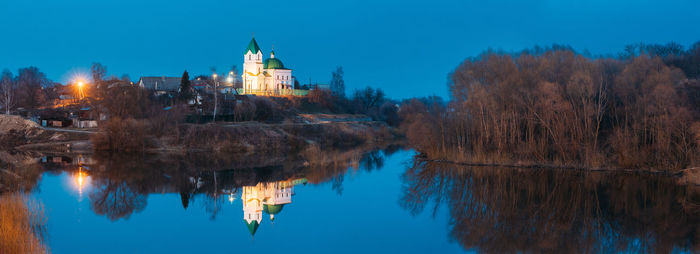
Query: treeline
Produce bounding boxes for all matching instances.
[400,42,700,170]
[0,67,53,115]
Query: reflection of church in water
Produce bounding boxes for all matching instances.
[241,178,307,236]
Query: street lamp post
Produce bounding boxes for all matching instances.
[226,71,235,95]
[212,73,218,122]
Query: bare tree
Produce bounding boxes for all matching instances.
[352,87,385,113]
[91,63,107,88]
[0,69,15,114]
[120,74,131,83]
[16,67,47,113]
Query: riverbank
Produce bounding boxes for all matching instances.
[0,115,92,153]
[0,114,400,155]
[415,158,700,186]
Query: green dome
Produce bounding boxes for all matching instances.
[263,204,285,215]
[245,220,260,236]
[263,58,285,69]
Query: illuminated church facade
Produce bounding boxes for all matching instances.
[241,37,294,95]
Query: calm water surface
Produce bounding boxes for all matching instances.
[3,147,699,253]
[27,148,467,253]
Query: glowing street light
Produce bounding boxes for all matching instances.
[75,80,86,100]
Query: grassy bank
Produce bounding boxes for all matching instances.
[0,193,48,254]
[91,117,398,154]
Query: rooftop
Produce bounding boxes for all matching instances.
[244,37,262,55]
[138,77,181,91]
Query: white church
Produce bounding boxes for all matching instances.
[241,37,294,95]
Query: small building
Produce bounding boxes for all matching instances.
[41,118,71,127]
[72,118,98,128]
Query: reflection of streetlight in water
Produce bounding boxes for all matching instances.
[228,194,236,204]
[73,167,89,200]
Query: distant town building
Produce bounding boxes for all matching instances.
[240,37,295,95]
[309,83,330,90]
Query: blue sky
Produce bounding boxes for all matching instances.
[1,0,699,99]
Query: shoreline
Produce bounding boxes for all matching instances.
[1,114,400,155]
[417,158,700,186]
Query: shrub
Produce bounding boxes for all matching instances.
[234,99,256,121]
[92,118,153,152]
[307,89,335,111]
[252,96,275,121]
[378,102,400,126]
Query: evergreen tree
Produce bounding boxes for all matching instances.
[178,70,193,102]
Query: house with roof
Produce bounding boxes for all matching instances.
[137,76,181,95]
[241,37,295,95]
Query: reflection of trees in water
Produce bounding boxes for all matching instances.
[330,149,386,195]
[85,154,161,221]
[89,179,147,221]
[304,147,394,195]
[401,160,700,253]
[0,152,45,194]
[361,150,385,172]
[202,194,224,220]
[180,191,192,210]
[81,146,397,219]
[10,145,400,221]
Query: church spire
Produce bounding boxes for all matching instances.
[244,37,261,54]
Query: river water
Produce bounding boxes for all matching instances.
[1,147,699,253]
